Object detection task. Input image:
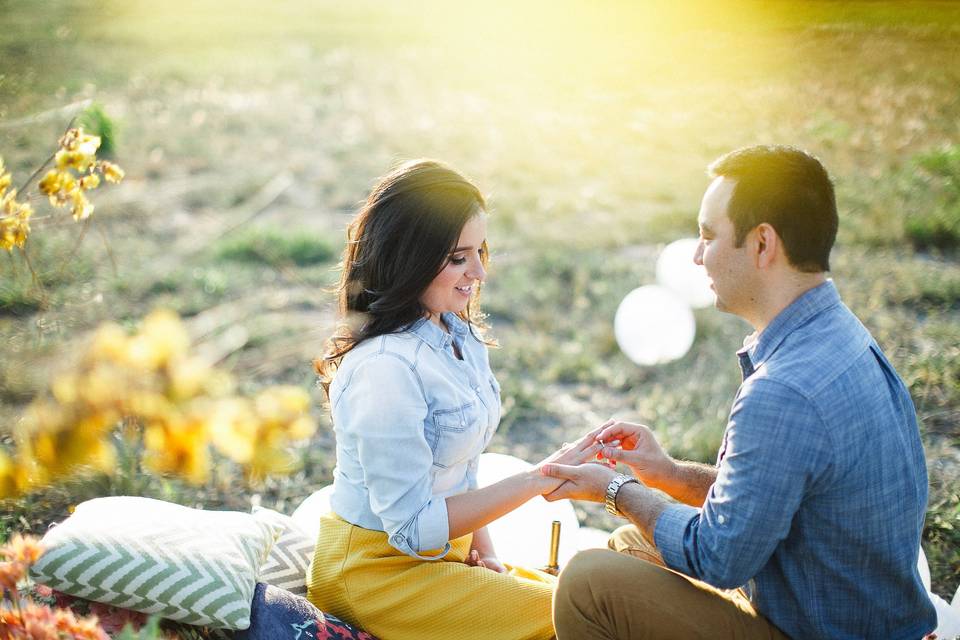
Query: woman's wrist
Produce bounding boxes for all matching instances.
[525,467,557,495]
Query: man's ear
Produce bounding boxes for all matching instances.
[752,223,779,269]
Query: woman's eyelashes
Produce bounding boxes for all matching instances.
[449,248,484,266]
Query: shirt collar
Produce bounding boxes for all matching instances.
[737,280,841,373]
[409,312,469,351]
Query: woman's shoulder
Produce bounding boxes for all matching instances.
[331,331,422,390]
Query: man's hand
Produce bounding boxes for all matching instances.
[539,462,619,503]
[596,420,675,489]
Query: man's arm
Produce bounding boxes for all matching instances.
[595,421,717,506]
[658,460,717,507]
[547,383,830,590]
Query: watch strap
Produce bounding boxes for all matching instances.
[605,473,640,517]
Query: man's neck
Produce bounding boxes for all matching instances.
[750,272,828,335]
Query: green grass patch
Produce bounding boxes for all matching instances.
[77,102,118,157]
[925,472,960,599]
[216,228,337,268]
[0,236,95,315]
[905,145,960,252]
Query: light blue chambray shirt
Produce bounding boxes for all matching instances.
[328,312,500,560]
[654,281,937,640]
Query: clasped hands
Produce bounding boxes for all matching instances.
[535,419,674,505]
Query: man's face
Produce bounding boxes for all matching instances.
[694,177,757,318]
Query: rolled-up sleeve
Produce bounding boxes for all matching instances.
[334,353,451,559]
[654,378,830,588]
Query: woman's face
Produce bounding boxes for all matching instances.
[420,213,487,324]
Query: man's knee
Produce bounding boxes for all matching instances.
[556,549,672,639]
[557,548,606,602]
[608,525,665,566]
[608,524,646,551]
[555,549,617,639]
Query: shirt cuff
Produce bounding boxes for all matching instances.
[389,497,451,561]
[466,458,479,491]
[654,502,700,575]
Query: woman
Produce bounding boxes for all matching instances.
[310,160,602,640]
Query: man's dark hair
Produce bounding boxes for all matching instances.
[708,145,838,272]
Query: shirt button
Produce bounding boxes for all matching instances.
[717,514,726,525]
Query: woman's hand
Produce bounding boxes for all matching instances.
[466,527,507,573]
[532,427,606,494]
[465,549,507,573]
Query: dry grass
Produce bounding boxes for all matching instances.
[1,0,958,597]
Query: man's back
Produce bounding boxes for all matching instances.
[738,281,935,638]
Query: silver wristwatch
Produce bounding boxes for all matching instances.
[605,473,640,517]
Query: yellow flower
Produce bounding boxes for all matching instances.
[87,323,130,363]
[79,173,100,190]
[167,356,213,400]
[143,414,211,484]
[44,172,79,207]
[71,189,94,220]
[59,127,81,151]
[255,386,316,440]
[77,132,101,157]
[1,217,18,251]
[0,171,11,197]
[0,449,18,498]
[101,161,125,183]
[74,364,128,408]
[0,199,31,251]
[128,309,190,370]
[55,128,100,173]
[38,169,62,195]
[247,446,298,480]
[56,149,94,172]
[84,437,117,474]
[209,398,258,463]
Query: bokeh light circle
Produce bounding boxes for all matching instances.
[655,238,714,309]
[614,285,695,366]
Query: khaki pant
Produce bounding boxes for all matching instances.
[553,525,790,640]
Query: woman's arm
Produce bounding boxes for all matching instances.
[445,430,603,541]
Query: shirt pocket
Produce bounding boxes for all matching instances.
[429,401,484,469]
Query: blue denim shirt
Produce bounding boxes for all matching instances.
[328,313,500,560]
[654,281,936,639]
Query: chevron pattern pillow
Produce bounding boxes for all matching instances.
[31,496,279,630]
[252,507,315,597]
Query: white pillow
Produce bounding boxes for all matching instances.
[252,507,315,597]
[31,496,279,630]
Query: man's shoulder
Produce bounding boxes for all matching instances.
[757,301,872,396]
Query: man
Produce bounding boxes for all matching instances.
[542,145,936,639]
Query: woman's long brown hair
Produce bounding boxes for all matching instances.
[315,159,492,400]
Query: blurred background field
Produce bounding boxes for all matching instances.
[1,0,958,598]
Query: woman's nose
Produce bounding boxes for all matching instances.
[468,258,486,282]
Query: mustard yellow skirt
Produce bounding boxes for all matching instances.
[307,512,556,640]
